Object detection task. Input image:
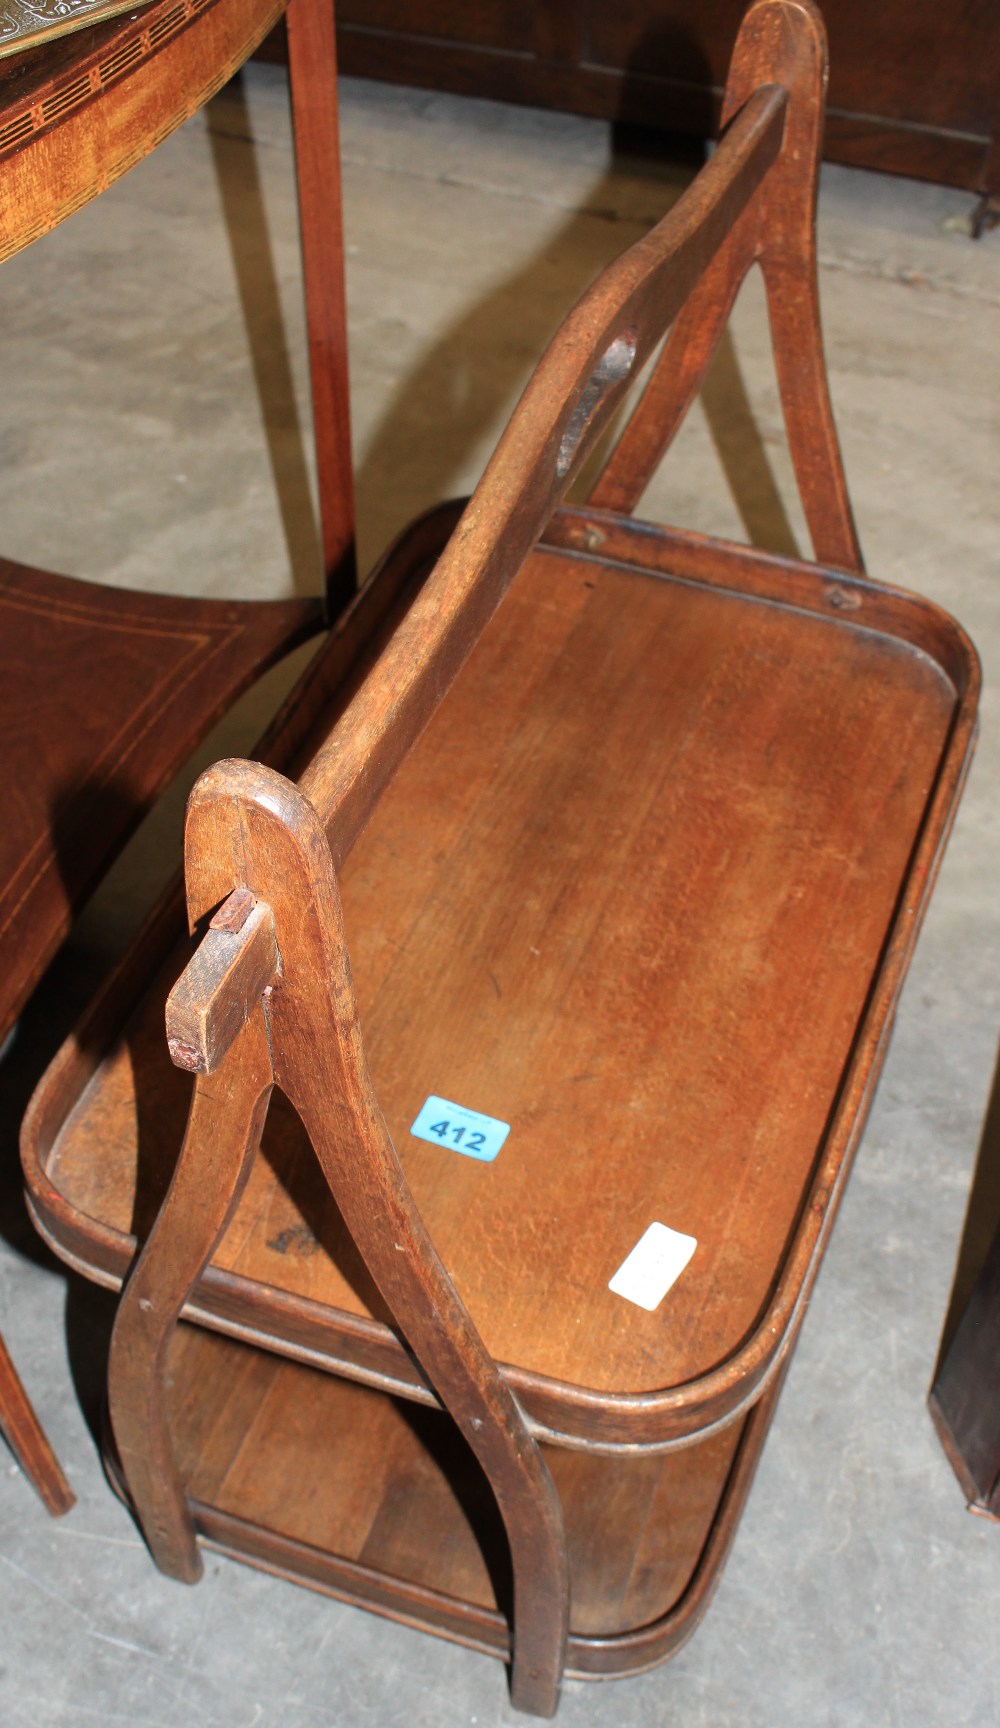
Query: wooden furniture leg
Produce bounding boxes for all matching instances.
[592,0,863,572]
[0,1334,74,1515]
[286,0,356,610]
[930,1219,1000,1515]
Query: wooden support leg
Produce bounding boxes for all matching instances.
[734,0,864,572]
[0,1332,74,1516]
[594,0,863,576]
[286,0,357,616]
[107,1002,276,1582]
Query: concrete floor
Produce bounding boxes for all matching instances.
[0,58,999,1728]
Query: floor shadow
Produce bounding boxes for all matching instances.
[613,20,800,556]
[700,323,800,556]
[348,195,653,564]
[64,1280,119,1448]
[175,39,804,599]
[207,70,323,600]
[346,42,802,571]
[395,1397,514,1623]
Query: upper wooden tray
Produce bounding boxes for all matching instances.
[23,504,979,1451]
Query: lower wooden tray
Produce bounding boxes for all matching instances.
[106,1319,785,1678]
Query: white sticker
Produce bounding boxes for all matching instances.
[608,1221,697,1312]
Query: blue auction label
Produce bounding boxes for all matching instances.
[409,1095,510,1162]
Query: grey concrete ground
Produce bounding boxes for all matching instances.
[0,59,999,1728]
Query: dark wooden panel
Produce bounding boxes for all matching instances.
[587,0,997,135]
[324,0,1000,193]
[337,0,537,55]
[165,1323,744,1647]
[823,0,997,135]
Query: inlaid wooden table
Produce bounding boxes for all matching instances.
[0,0,358,1509]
